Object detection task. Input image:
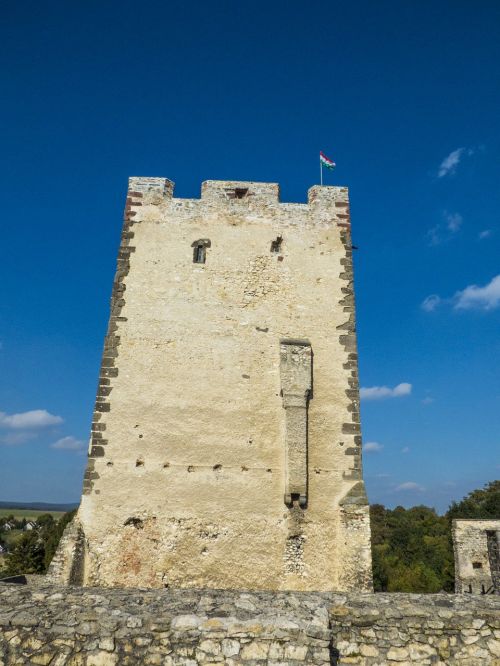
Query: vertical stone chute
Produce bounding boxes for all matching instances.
[280,341,312,509]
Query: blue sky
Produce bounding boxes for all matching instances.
[1,1,499,512]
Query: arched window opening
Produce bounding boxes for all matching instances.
[191,238,211,264]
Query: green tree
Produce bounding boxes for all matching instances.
[43,509,76,569]
[2,509,77,576]
[447,481,500,521]
[4,531,46,576]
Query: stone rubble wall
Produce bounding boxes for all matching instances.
[0,584,499,665]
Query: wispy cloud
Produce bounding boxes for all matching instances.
[395,481,425,492]
[427,211,463,246]
[401,446,410,453]
[0,409,63,429]
[454,275,500,311]
[50,436,86,451]
[421,396,434,405]
[422,275,500,313]
[421,295,441,312]
[445,212,463,233]
[364,441,383,453]
[437,148,467,178]
[478,230,492,240]
[360,383,412,401]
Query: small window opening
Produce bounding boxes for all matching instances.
[472,561,483,569]
[234,187,248,199]
[194,245,206,264]
[270,236,283,253]
[191,238,211,264]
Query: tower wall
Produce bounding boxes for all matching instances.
[71,177,372,591]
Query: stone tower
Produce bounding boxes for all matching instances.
[50,177,373,591]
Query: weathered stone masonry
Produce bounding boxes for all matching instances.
[453,519,500,594]
[1,584,499,665]
[55,178,372,591]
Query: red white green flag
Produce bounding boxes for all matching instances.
[320,151,336,170]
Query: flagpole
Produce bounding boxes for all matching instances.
[320,158,323,186]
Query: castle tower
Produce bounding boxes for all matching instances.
[51,178,373,591]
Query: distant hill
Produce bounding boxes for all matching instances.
[0,501,78,513]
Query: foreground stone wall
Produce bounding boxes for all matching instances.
[1,584,499,665]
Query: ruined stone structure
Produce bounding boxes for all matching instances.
[51,178,372,591]
[453,519,500,594]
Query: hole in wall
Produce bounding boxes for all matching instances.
[136,459,144,467]
[106,462,113,467]
[187,465,195,472]
[234,187,248,199]
[124,517,144,529]
[213,464,222,471]
[270,236,283,253]
[241,465,249,472]
[163,462,170,469]
[473,562,483,569]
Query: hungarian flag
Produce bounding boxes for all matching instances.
[320,151,336,170]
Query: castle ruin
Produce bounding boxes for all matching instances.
[50,178,372,591]
[453,519,500,594]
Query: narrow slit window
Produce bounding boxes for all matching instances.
[191,239,211,264]
[472,561,483,569]
[194,245,205,263]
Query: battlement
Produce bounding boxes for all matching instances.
[127,177,350,209]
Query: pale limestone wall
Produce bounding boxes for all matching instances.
[453,519,500,594]
[67,178,371,591]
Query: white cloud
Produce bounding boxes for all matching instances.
[360,383,412,401]
[421,294,441,312]
[401,446,410,453]
[395,481,425,492]
[50,436,86,451]
[454,274,500,311]
[445,212,463,233]
[364,441,383,453]
[437,148,464,178]
[478,230,492,240]
[0,409,63,429]
[427,211,463,246]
